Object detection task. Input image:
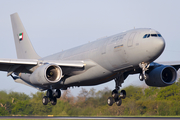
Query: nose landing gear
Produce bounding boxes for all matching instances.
[139,62,150,81]
[42,89,61,105]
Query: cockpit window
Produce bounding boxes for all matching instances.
[151,34,157,37]
[143,34,162,38]
[158,34,162,37]
[147,34,150,38]
[143,34,147,38]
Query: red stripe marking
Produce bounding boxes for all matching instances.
[22,32,23,40]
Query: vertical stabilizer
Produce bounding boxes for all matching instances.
[11,13,40,59]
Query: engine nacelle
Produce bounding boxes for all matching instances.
[145,65,177,87]
[29,64,62,85]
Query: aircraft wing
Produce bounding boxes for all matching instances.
[0,58,88,76]
[153,61,180,70]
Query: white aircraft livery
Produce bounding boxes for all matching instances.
[0,13,178,106]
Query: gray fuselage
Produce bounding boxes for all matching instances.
[40,28,165,88]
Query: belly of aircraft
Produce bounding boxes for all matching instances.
[63,64,114,86]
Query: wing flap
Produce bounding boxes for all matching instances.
[42,60,85,68]
[0,59,38,65]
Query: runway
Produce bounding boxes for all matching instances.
[0,116,180,120]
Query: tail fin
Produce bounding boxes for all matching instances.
[11,13,40,59]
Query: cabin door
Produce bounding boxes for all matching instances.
[127,32,136,47]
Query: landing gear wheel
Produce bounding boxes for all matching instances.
[107,74,127,107]
[42,96,48,105]
[108,89,125,106]
[116,98,122,106]
[42,89,61,105]
[47,89,53,98]
[120,90,126,99]
[139,74,144,81]
[51,97,57,105]
[112,89,118,99]
[55,89,61,98]
[107,97,114,106]
[139,73,149,81]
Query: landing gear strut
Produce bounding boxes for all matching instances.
[42,89,61,105]
[139,62,150,81]
[107,74,126,106]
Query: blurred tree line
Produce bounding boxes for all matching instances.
[0,80,180,116]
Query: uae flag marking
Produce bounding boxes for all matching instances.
[19,33,23,41]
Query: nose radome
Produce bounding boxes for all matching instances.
[152,38,165,58]
[155,38,165,52]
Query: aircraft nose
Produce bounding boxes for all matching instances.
[154,38,165,52]
[150,38,165,58]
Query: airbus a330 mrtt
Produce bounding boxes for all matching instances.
[0,13,179,106]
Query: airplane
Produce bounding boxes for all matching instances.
[0,13,178,106]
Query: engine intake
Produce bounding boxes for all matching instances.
[46,65,61,82]
[145,65,177,87]
[29,64,62,85]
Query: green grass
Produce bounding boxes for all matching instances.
[1,115,180,120]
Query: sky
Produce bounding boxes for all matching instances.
[0,0,180,96]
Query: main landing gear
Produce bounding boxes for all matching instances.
[107,88,126,106]
[107,74,126,106]
[42,89,61,105]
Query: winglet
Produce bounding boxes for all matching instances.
[11,13,40,59]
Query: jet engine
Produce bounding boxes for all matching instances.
[145,65,177,87]
[29,64,62,85]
